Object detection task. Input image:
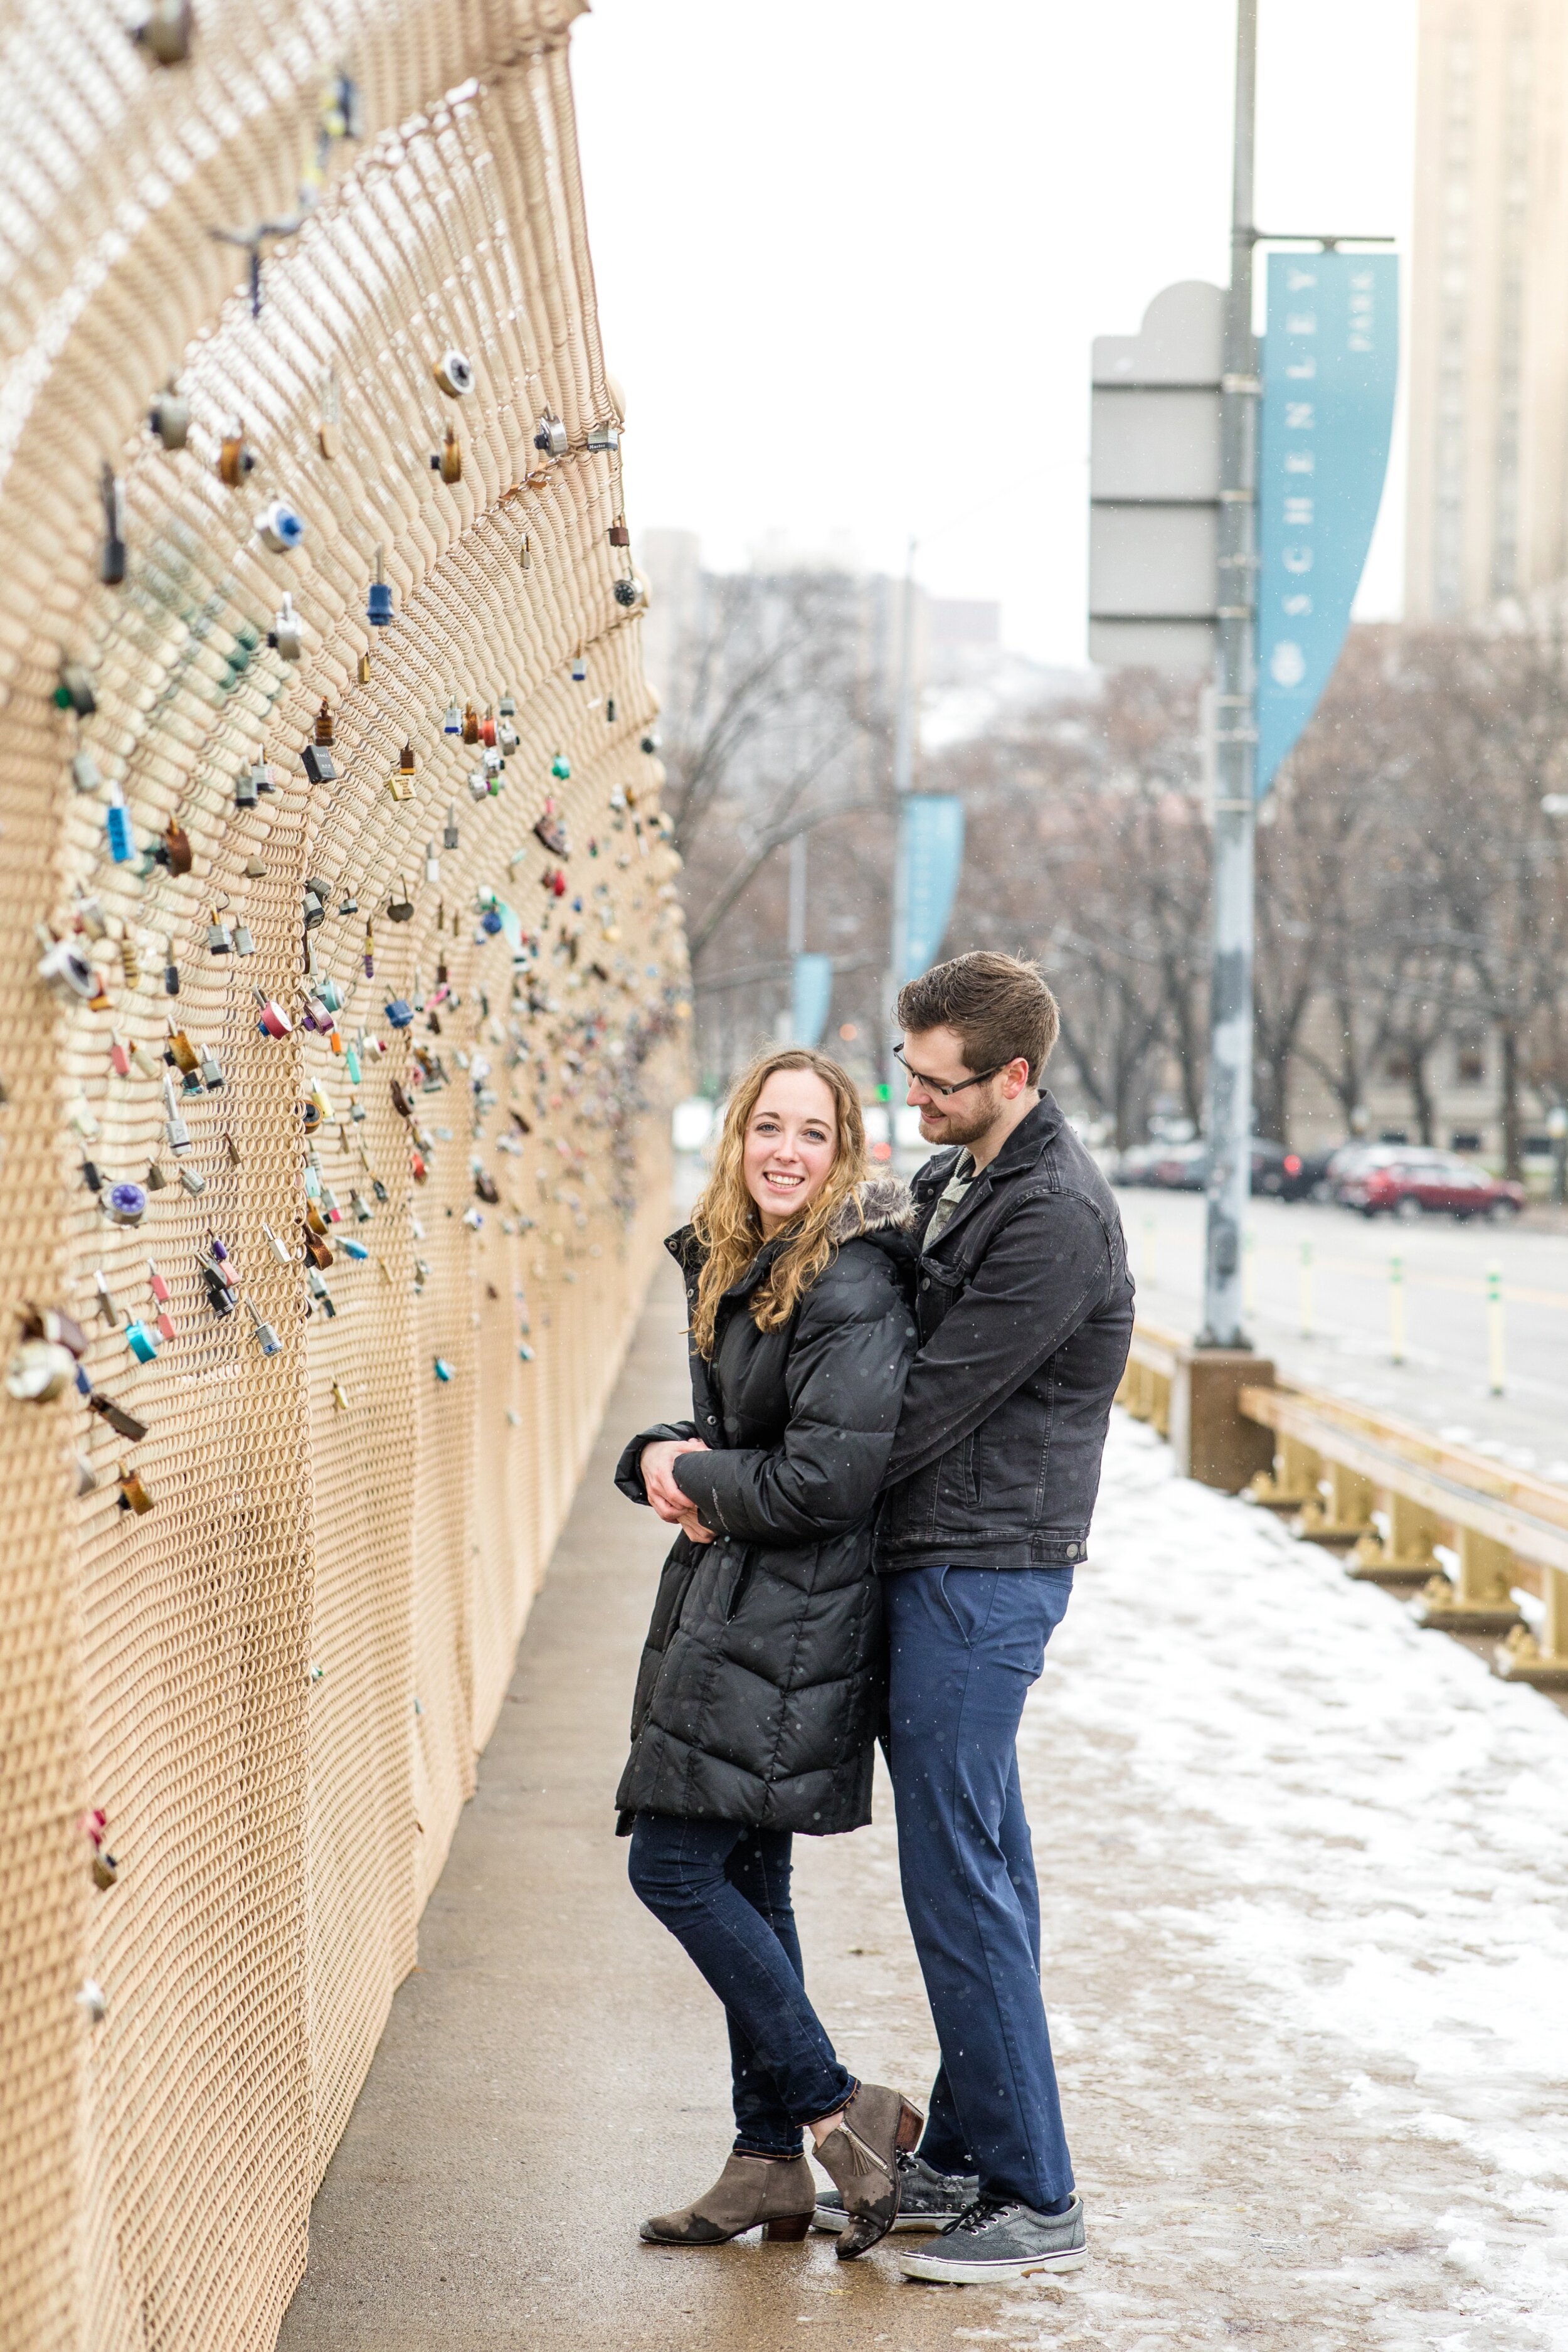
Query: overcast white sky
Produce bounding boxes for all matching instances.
[571,0,1418,664]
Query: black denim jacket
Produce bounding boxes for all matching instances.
[874,1092,1135,1573]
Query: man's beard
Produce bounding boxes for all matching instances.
[919,1087,1003,1151]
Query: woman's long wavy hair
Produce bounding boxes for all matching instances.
[689,1048,869,1358]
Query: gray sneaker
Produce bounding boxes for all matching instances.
[813,2150,979,2235]
[898,2192,1088,2283]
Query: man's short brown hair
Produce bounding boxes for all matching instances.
[897,951,1060,1085]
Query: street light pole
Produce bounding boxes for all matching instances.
[1199,0,1260,1349]
[886,538,918,1094]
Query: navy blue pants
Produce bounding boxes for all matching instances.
[628,1812,855,2158]
[886,1564,1075,2211]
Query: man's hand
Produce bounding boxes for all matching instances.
[675,1506,716,1546]
[640,1437,709,1523]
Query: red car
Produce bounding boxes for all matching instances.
[1338,1149,1525,1222]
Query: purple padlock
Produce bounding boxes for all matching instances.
[107,1182,147,1227]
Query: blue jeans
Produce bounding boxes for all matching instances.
[628,1814,855,2157]
[886,1565,1075,2210]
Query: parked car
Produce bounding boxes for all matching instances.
[1116,1139,1297,1196]
[1322,1143,1388,1202]
[1112,1144,1161,1187]
[1337,1148,1525,1221]
[1247,1140,1291,1196]
[1146,1141,1209,1191]
[1272,1147,1341,1203]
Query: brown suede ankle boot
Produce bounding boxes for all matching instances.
[640,2151,816,2245]
[810,2083,924,2259]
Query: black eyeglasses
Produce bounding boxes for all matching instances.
[893,1044,1007,1099]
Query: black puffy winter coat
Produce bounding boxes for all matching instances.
[615,1178,916,1837]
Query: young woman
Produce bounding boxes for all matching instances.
[615,1047,922,2259]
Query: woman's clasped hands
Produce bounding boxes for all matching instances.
[640,1436,716,1545]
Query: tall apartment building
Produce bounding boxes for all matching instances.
[1405,1,1568,619]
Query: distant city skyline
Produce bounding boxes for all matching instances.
[573,0,1418,664]
[1405,0,1568,620]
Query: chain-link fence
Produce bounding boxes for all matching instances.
[0,7,687,2344]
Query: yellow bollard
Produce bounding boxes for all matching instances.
[1389,1252,1405,1365]
[1487,1261,1505,1396]
[1298,1239,1313,1339]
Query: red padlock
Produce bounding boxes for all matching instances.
[149,1269,177,1341]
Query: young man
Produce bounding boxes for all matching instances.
[815,951,1133,2282]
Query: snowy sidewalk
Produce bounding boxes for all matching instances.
[282,1266,1568,2351]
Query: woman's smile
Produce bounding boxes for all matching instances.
[742,1069,839,1235]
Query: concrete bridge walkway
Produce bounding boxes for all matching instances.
[279,1258,1568,2352]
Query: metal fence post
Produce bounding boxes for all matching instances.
[1487,1262,1505,1396]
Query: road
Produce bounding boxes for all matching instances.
[1115,1187,1568,1475]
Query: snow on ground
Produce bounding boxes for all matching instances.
[998,1411,1568,2349]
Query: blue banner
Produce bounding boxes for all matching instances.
[789,951,834,1047]
[898,795,965,981]
[1256,251,1398,795]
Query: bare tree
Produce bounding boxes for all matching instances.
[664,587,1568,1156]
[933,669,1209,1145]
[1257,631,1404,1139]
[655,568,894,1083]
[1417,622,1568,1172]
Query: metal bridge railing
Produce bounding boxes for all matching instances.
[1117,1322,1568,1691]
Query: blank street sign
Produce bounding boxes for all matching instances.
[1089,280,1224,672]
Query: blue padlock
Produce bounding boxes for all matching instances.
[368,546,394,625]
[384,998,413,1030]
[257,500,305,553]
[125,1320,158,1364]
[105,785,134,863]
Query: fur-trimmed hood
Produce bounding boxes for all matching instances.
[665,1174,917,1286]
[828,1173,917,1240]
